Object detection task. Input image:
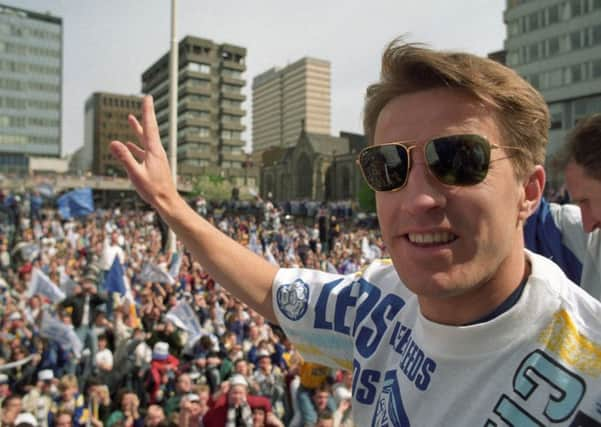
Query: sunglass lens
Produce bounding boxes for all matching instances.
[360,145,409,191]
[425,135,491,185]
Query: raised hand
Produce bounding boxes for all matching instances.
[109,96,178,212]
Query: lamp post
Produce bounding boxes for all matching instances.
[167,0,178,255]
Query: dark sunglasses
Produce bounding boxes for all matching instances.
[357,134,525,192]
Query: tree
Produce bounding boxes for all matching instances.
[357,180,376,212]
[191,175,233,202]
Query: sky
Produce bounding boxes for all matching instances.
[14,0,507,156]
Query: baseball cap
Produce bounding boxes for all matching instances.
[229,374,248,388]
[8,311,22,321]
[152,341,170,361]
[186,393,200,403]
[38,369,54,382]
[256,349,271,360]
[15,412,38,426]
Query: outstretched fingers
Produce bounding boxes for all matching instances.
[109,140,142,178]
[140,96,162,153]
[128,114,144,141]
[126,142,146,163]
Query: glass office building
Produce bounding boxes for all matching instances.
[504,0,601,171]
[0,3,62,173]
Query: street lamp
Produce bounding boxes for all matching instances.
[167,0,178,254]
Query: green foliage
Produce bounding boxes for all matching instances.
[191,175,233,201]
[357,180,376,212]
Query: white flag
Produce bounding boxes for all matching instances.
[264,244,278,266]
[28,268,65,303]
[138,262,175,285]
[166,301,202,337]
[168,252,182,279]
[59,271,78,296]
[39,311,83,357]
[361,236,377,262]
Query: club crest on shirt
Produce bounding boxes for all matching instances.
[372,371,410,427]
[276,278,309,321]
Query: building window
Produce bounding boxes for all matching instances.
[593,59,601,78]
[188,62,210,74]
[570,0,582,17]
[549,68,563,87]
[548,4,560,24]
[571,64,583,83]
[593,24,601,45]
[529,74,540,89]
[570,31,582,49]
[528,43,540,61]
[550,112,563,130]
[548,37,560,56]
[528,12,540,31]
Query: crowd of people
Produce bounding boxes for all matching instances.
[0,195,377,427]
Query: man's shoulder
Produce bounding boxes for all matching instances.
[529,250,601,330]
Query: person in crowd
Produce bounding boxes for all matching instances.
[48,374,84,425]
[144,404,166,427]
[110,38,601,425]
[21,369,56,427]
[82,376,111,426]
[163,372,192,417]
[525,113,601,300]
[177,392,205,427]
[253,350,285,419]
[202,374,279,427]
[1,394,22,427]
[53,410,73,427]
[105,389,143,427]
[147,341,179,404]
[60,271,108,370]
[0,373,11,408]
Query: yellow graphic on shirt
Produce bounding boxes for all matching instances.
[538,309,601,376]
[295,342,353,371]
[355,258,392,277]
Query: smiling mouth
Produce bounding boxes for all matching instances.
[406,231,458,245]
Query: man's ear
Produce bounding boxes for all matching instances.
[518,165,545,222]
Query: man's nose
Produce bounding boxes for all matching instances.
[399,158,447,215]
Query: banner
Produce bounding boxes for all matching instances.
[12,241,40,262]
[138,262,175,285]
[57,188,95,220]
[36,182,55,198]
[0,354,34,371]
[264,244,278,266]
[248,232,262,255]
[28,268,65,303]
[39,311,83,357]
[165,301,202,337]
[103,257,126,296]
[168,252,182,279]
[59,271,78,296]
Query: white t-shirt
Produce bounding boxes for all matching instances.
[100,238,125,271]
[273,251,601,426]
[546,202,601,300]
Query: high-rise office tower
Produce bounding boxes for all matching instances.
[252,57,330,160]
[0,3,62,173]
[141,36,246,178]
[78,92,142,176]
[504,0,601,160]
